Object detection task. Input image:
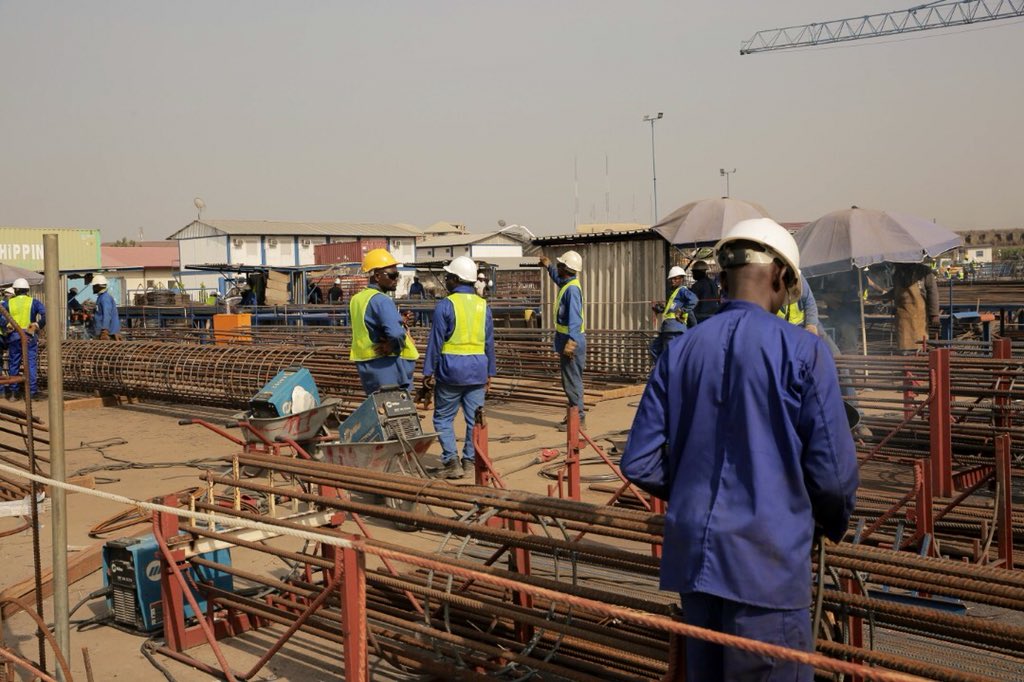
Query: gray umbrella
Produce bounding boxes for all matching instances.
[795,207,963,277]
[0,263,44,288]
[652,197,773,246]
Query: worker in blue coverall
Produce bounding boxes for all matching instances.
[621,218,859,682]
[781,275,857,401]
[349,249,418,395]
[422,256,497,480]
[539,250,586,430]
[90,274,121,340]
[649,265,698,360]
[689,260,720,322]
[3,278,46,400]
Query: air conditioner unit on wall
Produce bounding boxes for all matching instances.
[232,239,244,248]
[267,238,278,247]
[301,239,312,247]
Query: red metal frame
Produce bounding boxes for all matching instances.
[928,349,953,497]
[994,434,1015,570]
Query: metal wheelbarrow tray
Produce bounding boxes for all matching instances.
[233,398,343,445]
[318,433,437,472]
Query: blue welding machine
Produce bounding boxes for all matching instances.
[250,366,320,418]
[102,534,233,633]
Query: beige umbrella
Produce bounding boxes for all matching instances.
[652,197,773,246]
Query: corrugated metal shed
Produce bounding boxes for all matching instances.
[167,220,423,240]
[0,227,101,271]
[534,230,668,331]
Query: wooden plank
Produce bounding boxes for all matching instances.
[1,541,105,618]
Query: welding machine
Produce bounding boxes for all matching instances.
[249,366,320,418]
[337,387,423,443]
[102,534,233,633]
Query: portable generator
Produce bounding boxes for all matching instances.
[337,387,423,443]
[102,534,233,633]
[249,366,320,418]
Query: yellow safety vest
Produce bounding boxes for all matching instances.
[777,300,806,327]
[442,293,487,355]
[9,295,33,328]
[348,288,418,362]
[554,279,585,334]
[662,287,689,324]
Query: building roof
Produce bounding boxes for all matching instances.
[102,246,181,269]
[576,222,650,234]
[417,231,524,248]
[167,220,423,240]
[532,228,660,245]
[424,221,466,235]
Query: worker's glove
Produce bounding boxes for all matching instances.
[372,340,393,357]
[805,324,819,337]
[25,323,39,335]
[538,256,550,268]
[562,339,578,358]
[422,375,435,390]
[651,302,665,314]
[415,383,433,409]
[401,310,414,327]
[99,329,110,340]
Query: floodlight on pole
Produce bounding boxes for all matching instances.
[642,112,663,224]
[719,168,736,198]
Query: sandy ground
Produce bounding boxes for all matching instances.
[0,393,641,681]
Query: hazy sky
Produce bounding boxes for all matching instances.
[1,1,1021,240]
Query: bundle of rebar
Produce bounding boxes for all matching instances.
[174,453,1024,681]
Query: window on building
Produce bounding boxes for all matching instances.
[975,250,984,258]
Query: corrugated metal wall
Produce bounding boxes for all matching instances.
[537,237,667,331]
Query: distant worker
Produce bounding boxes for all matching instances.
[91,275,121,340]
[688,260,720,323]
[67,287,83,313]
[621,218,859,682]
[888,263,939,354]
[539,250,586,430]
[649,266,698,360]
[474,272,489,298]
[327,278,344,304]
[3,278,46,401]
[306,280,324,304]
[422,256,497,479]
[239,282,257,306]
[409,276,427,325]
[1,288,13,301]
[777,273,819,336]
[349,249,418,394]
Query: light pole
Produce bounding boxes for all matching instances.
[642,112,663,223]
[719,168,736,198]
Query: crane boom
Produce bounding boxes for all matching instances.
[740,0,1024,54]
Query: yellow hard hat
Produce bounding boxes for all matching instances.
[361,248,400,273]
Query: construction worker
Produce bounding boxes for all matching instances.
[3,278,46,400]
[539,250,586,430]
[91,274,121,340]
[688,260,720,322]
[327,278,344,304]
[621,218,858,682]
[67,287,83,313]
[239,282,257,306]
[650,266,698,360]
[306,279,324,304]
[777,274,819,335]
[349,249,418,395]
[422,256,496,479]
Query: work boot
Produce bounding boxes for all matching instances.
[462,459,475,478]
[443,460,464,480]
[557,416,585,432]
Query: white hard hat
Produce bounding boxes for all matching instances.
[667,266,686,280]
[715,218,801,298]
[241,282,251,291]
[334,278,341,284]
[92,274,108,287]
[556,250,583,273]
[2,288,13,296]
[443,256,478,283]
[12,278,28,290]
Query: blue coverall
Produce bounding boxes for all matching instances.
[546,265,586,422]
[91,291,121,338]
[3,296,46,396]
[650,285,698,360]
[621,299,859,681]
[354,284,415,394]
[423,284,497,465]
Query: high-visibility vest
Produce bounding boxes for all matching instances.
[442,293,487,355]
[777,299,806,327]
[662,287,689,325]
[9,295,32,329]
[349,289,418,362]
[554,279,585,335]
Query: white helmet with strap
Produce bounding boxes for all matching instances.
[667,266,686,280]
[443,256,479,283]
[714,218,801,299]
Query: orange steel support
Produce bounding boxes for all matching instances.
[341,545,368,682]
[565,408,582,501]
[928,349,953,497]
[994,435,1015,570]
[651,497,666,558]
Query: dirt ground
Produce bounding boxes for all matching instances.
[0,393,642,681]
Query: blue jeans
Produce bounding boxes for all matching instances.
[7,337,39,395]
[649,331,683,361]
[559,344,586,421]
[680,592,812,682]
[355,358,414,396]
[432,382,485,464]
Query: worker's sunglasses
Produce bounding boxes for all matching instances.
[380,271,400,280]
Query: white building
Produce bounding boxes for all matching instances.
[167,219,421,293]
[416,230,530,262]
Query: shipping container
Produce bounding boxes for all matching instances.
[314,239,387,265]
[0,227,101,271]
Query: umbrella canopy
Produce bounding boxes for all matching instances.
[0,263,44,288]
[795,207,963,277]
[653,197,773,246]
